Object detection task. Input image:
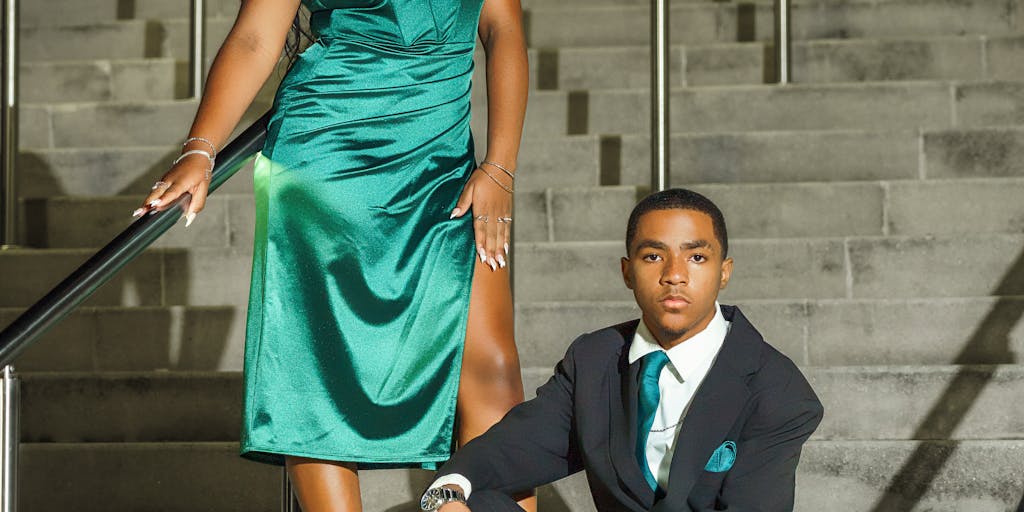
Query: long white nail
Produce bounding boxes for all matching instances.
[148,199,161,208]
[478,246,487,263]
[497,255,506,268]
[450,207,461,219]
[488,258,497,271]
[503,242,510,254]
[132,208,146,218]
[185,212,196,227]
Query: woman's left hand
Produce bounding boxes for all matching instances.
[451,167,513,271]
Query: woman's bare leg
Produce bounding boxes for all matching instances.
[285,456,362,512]
[457,259,537,511]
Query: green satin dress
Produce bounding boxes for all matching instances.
[241,0,483,469]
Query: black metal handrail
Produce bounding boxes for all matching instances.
[0,111,272,367]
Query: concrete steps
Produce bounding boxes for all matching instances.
[4,295,1020,372]
[9,0,1024,507]
[20,178,1024,250]
[16,365,1024,443]
[17,440,1024,511]
[513,234,1024,302]
[16,126,1024,199]
[21,34,1024,105]
[3,294,1020,372]
[3,234,1022,308]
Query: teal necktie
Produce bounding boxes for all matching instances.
[636,350,670,491]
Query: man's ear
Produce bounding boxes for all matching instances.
[719,257,733,290]
[621,256,634,290]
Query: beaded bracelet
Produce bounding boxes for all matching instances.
[183,137,218,159]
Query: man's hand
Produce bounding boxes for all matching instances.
[438,503,471,512]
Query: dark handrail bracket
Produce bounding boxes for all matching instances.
[0,111,271,367]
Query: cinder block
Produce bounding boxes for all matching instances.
[163,247,255,307]
[794,37,984,83]
[848,234,1024,298]
[21,61,113,103]
[806,298,1024,365]
[20,372,242,442]
[523,91,571,137]
[515,301,640,368]
[887,178,1024,235]
[18,105,51,149]
[548,186,640,241]
[513,242,631,302]
[13,148,259,199]
[796,440,1024,511]
[110,59,181,101]
[618,130,910,185]
[721,238,848,300]
[0,249,165,308]
[1,305,242,371]
[50,100,199,147]
[512,190,549,243]
[517,136,601,191]
[987,36,1024,81]
[955,82,1024,127]
[691,182,885,238]
[525,5,721,48]
[808,365,1024,440]
[590,83,952,135]
[923,127,1024,178]
[20,443,279,511]
[23,196,233,249]
[553,46,684,90]
[21,21,150,61]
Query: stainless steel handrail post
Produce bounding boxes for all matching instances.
[0,366,18,512]
[650,0,670,192]
[190,0,206,99]
[1,0,18,248]
[774,0,791,84]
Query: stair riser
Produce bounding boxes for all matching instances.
[513,235,1024,302]
[16,442,1024,511]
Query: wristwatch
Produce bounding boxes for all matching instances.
[420,486,467,511]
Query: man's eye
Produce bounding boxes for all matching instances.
[690,254,707,263]
[642,254,662,262]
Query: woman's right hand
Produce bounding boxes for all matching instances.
[133,152,213,227]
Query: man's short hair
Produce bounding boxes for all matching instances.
[625,188,729,258]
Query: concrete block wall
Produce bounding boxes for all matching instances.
[2,0,1023,509]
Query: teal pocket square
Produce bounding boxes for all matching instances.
[704,440,737,473]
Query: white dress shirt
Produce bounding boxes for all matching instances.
[629,302,729,490]
[429,303,731,498]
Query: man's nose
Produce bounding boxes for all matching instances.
[661,256,688,285]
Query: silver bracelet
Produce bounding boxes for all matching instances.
[174,149,215,181]
[478,166,513,194]
[482,160,515,179]
[183,137,218,159]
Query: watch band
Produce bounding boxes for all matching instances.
[420,486,467,511]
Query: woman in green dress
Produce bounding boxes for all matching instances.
[134,0,532,509]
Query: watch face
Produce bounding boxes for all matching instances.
[420,489,441,510]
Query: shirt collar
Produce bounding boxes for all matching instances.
[628,302,729,382]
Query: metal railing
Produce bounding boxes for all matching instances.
[1,0,17,248]
[190,0,206,99]
[649,0,792,190]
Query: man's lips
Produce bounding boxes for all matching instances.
[659,295,692,307]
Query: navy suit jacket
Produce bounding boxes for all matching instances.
[436,305,824,511]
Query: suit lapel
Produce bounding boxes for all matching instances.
[657,306,760,508]
[607,324,655,509]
